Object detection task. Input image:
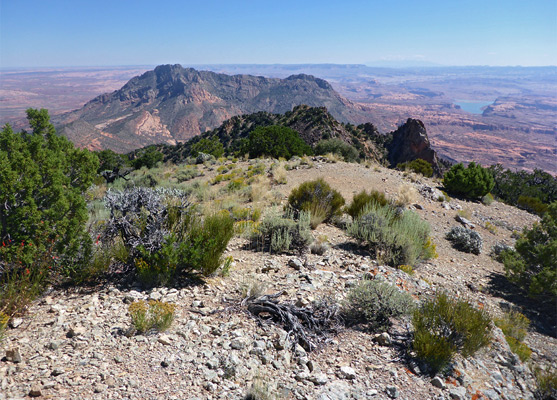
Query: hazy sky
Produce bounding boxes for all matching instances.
[1,0,556,68]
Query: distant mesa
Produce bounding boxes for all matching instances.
[53,64,369,153]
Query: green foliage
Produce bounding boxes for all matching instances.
[397,159,433,178]
[95,149,129,173]
[446,226,483,255]
[412,293,492,373]
[314,138,359,162]
[489,164,557,207]
[175,166,202,182]
[533,366,557,400]
[0,109,98,277]
[287,179,345,228]
[191,137,224,158]
[501,202,557,298]
[128,300,175,334]
[132,147,163,169]
[252,209,311,254]
[443,162,494,199]
[494,310,531,361]
[248,125,313,159]
[346,190,389,219]
[347,203,433,267]
[342,278,415,331]
[481,193,494,206]
[517,195,549,216]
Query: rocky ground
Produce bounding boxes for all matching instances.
[1,160,555,400]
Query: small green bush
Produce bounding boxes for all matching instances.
[443,162,494,199]
[190,137,224,158]
[314,138,359,162]
[248,125,312,159]
[252,209,311,254]
[533,366,557,400]
[481,193,495,206]
[128,300,175,334]
[517,195,549,216]
[288,179,345,229]
[397,159,433,178]
[346,190,389,219]
[412,293,491,373]
[175,166,201,182]
[494,310,531,361]
[501,202,556,297]
[347,203,433,267]
[132,147,163,169]
[342,279,415,331]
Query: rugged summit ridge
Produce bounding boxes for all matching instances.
[54,65,364,153]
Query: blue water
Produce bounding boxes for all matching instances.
[454,100,493,114]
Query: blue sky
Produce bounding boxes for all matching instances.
[1,0,556,67]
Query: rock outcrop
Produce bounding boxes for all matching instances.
[387,118,442,175]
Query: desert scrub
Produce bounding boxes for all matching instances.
[314,138,359,162]
[397,264,414,275]
[288,178,345,229]
[481,193,495,206]
[494,310,532,361]
[0,311,8,341]
[484,221,498,234]
[271,162,288,184]
[347,203,433,267]
[412,293,491,374]
[533,366,557,400]
[244,376,278,400]
[396,183,419,206]
[443,162,494,199]
[342,279,415,331]
[310,235,329,255]
[345,189,389,219]
[128,300,176,334]
[252,208,311,253]
[397,159,433,178]
[500,202,557,298]
[446,226,483,254]
[175,165,202,182]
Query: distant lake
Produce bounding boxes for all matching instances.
[454,100,493,114]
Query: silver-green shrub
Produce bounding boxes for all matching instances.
[446,226,483,254]
[252,208,311,254]
[346,203,432,266]
[342,278,415,331]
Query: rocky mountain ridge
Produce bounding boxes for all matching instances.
[54,65,369,153]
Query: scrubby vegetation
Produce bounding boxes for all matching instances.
[347,203,435,267]
[342,278,415,331]
[412,293,492,373]
[0,109,98,319]
[247,125,313,159]
[443,162,494,199]
[128,300,176,334]
[494,310,532,361]
[446,226,483,254]
[345,189,390,219]
[397,159,434,177]
[251,209,311,254]
[314,138,359,162]
[500,202,556,298]
[287,179,345,229]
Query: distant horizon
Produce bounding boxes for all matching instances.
[2,62,557,71]
[1,1,555,68]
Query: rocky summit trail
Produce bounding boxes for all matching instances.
[1,160,555,400]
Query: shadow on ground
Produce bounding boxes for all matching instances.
[487,271,556,338]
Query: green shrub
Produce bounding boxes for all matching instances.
[248,125,312,159]
[175,166,201,182]
[0,109,98,276]
[397,159,433,178]
[288,179,345,228]
[443,162,494,199]
[346,190,389,219]
[517,195,549,216]
[128,300,175,334]
[501,202,556,297]
[342,279,415,331]
[481,193,495,206]
[132,147,163,169]
[314,138,359,162]
[347,203,433,267]
[533,366,557,400]
[252,209,311,253]
[494,310,531,361]
[412,293,491,373]
[190,137,224,158]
